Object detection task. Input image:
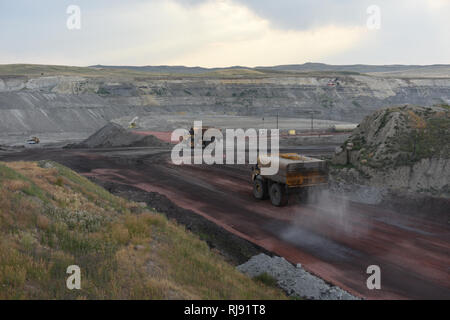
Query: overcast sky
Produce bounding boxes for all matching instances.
[0,0,449,67]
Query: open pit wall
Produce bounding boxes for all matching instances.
[0,75,448,139]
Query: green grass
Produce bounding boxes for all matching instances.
[397,110,450,162]
[0,64,159,79]
[0,163,49,203]
[0,161,286,300]
[253,273,278,288]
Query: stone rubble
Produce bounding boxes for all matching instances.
[237,253,360,300]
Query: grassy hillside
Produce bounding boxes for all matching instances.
[0,161,285,300]
[331,104,450,197]
[2,63,449,79]
[0,64,359,79]
[0,64,161,78]
[344,104,450,169]
[0,64,265,79]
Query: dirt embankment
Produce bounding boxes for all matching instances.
[0,160,285,299]
[331,104,450,199]
[88,177,271,266]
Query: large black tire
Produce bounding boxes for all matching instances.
[253,176,268,200]
[269,183,288,207]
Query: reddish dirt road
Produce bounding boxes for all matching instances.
[1,147,449,299]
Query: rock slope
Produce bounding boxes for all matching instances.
[332,105,450,198]
[237,254,358,300]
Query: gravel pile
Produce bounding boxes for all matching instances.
[69,122,169,148]
[237,253,359,300]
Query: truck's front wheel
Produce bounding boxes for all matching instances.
[253,176,268,200]
[269,183,288,207]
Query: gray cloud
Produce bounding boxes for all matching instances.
[0,0,448,66]
[171,0,450,64]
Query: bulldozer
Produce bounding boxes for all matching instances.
[251,153,328,206]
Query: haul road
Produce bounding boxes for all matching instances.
[0,146,449,299]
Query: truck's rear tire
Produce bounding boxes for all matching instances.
[253,176,268,200]
[269,183,288,207]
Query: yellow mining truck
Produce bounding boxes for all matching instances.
[251,153,328,206]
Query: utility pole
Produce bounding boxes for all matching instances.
[298,110,320,133]
[276,112,279,130]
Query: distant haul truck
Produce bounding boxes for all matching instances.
[252,153,328,206]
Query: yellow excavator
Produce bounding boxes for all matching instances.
[128,116,139,129]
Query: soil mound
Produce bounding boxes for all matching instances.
[70,122,169,148]
[331,104,450,198]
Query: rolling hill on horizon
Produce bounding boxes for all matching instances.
[90,62,450,77]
